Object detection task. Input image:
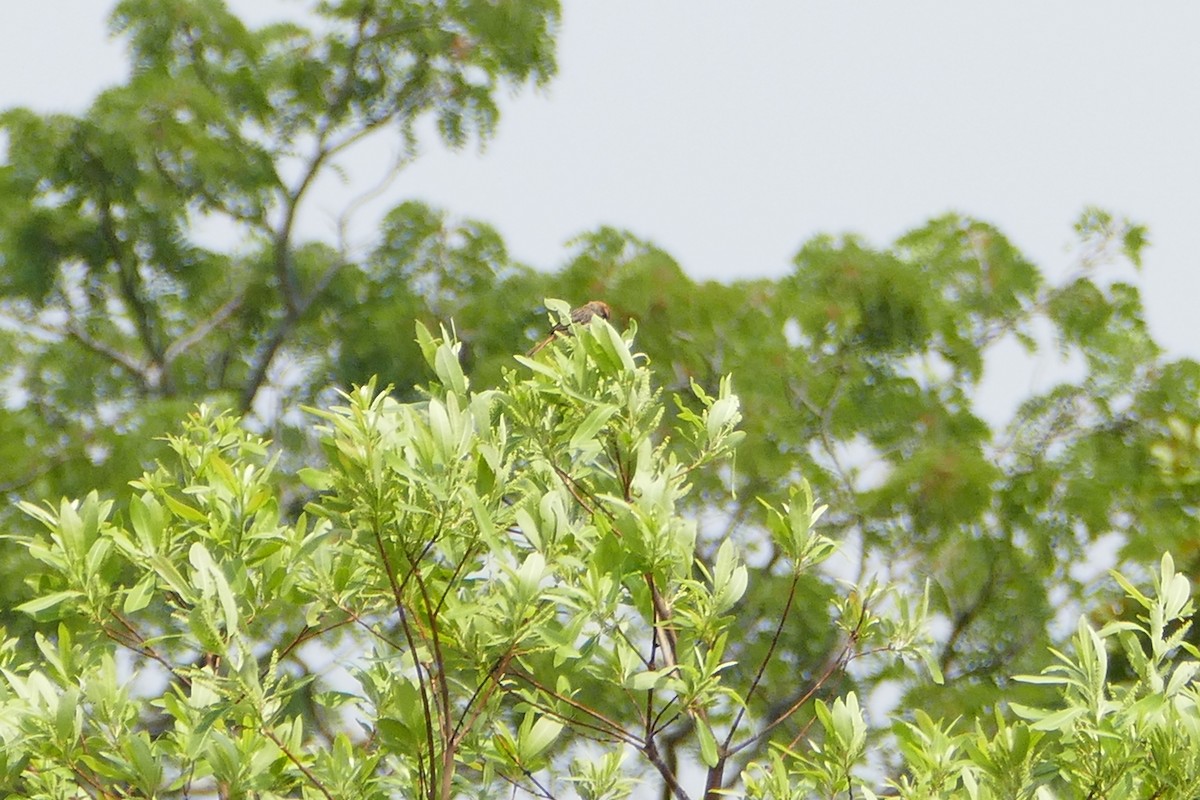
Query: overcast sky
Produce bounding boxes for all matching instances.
[4,2,1198,365]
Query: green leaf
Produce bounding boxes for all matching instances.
[126,732,162,791]
[165,494,208,523]
[190,542,239,635]
[85,537,113,579]
[129,493,165,552]
[149,553,195,604]
[297,467,331,491]
[518,716,562,763]
[15,590,84,620]
[514,353,561,379]
[918,647,945,686]
[696,719,719,768]
[415,321,438,371]
[627,667,677,691]
[55,688,80,748]
[124,573,157,614]
[569,405,617,451]
[58,499,85,560]
[1022,705,1086,732]
[435,341,468,395]
[595,318,635,374]
[428,398,453,463]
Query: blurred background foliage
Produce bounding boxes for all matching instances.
[2,0,1196,731]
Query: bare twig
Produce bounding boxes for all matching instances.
[334,145,414,260]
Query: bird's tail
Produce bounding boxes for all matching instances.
[526,334,555,356]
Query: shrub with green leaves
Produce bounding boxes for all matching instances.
[3,311,1198,799]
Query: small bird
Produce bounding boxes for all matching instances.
[527,300,612,355]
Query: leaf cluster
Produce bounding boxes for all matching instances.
[2,317,940,798]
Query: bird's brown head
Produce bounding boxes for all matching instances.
[585,300,611,320]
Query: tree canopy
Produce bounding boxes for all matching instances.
[3,1,1200,796]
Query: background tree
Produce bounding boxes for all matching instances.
[3,0,1199,756]
[0,0,559,498]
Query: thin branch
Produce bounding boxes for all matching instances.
[369,515,438,799]
[403,553,456,800]
[270,616,354,671]
[66,758,118,800]
[506,668,642,747]
[492,737,559,800]
[728,637,855,758]
[552,464,608,521]
[262,726,336,800]
[334,143,414,261]
[96,192,165,372]
[704,571,804,799]
[643,671,657,749]
[649,696,683,739]
[940,546,1000,677]
[451,649,515,747]
[0,450,72,494]
[103,608,193,689]
[723,571,801,748]
[236,116,385,413]
[643,736,694,800]
[645,573,678,669]
[64,324,149,387]
[239,320,293,413]
[164,292,245,365]
[335,599,407,652]
[436,540,482,616]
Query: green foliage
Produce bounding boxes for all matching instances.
[1,319,931,797]
[737,553,1200,799]
[0,0,560,524]
[4,2,1200,794]
[5,323,1200,798]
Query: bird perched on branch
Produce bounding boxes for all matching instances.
[527,300,612,356]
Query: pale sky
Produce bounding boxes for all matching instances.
[4,2,1199,365]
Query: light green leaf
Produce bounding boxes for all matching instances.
[165,494,208,523]
[415,321,438,369]
[518,716,563,763]
[569,405,617,451]
[124,573,157,614]
[627,667,677,692]
[435,341,468,395]
[15,590,84,620]
[428,398,452,462]
[297,467,331,491]
[129,493,165,552]
[190,543,239,635]
[696,719,719,768]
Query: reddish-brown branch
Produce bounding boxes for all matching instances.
[370,520,437,799]
[723,571,802,749]
[506,668,643,747]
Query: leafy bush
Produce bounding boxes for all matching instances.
[4,313,1198,799]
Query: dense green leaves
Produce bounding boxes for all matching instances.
[5,325,1198,797]
[0,5,567,662]
[3,1,1200,795]
[1,319,912,797]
